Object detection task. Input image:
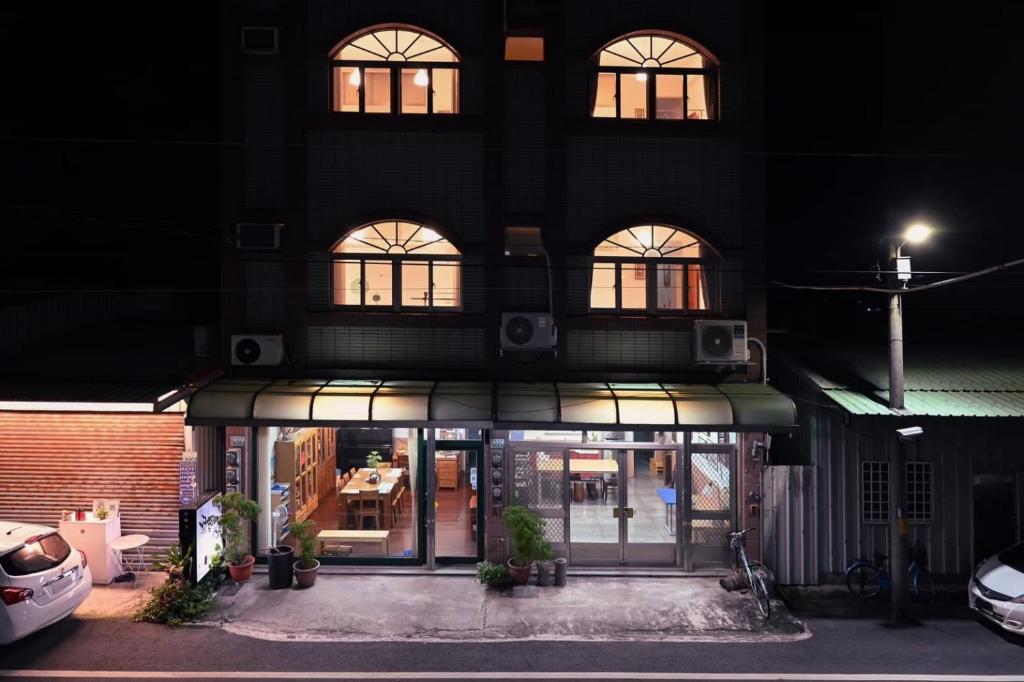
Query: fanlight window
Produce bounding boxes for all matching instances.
[591,32,717,121]
[332,221,461,310]
[331,26,460,115]
[590,225,714,313]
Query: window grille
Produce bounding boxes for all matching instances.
[861,460,889,524]
[905,461,934,524]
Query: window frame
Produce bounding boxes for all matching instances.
[861,460,891,525]
[330,223,463,312]
[329,27,461,116]
[905,460,934,525]
[590,33,718,122]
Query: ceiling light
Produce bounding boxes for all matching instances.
[635,71,648,82]
[348,68,361,87]
[414,69,429,86]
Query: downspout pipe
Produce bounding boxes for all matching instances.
[747,337,767,385]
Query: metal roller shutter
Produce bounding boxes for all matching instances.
[0,412,184,564]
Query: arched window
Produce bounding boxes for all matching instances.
[590,32,717,121]
[332,220,461,310]
[590,225,715,313]
[330,25,460,115]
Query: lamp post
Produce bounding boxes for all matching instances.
[888,222,933,410]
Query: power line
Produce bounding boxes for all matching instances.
[772,257,1024,295]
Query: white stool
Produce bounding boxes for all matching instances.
[110,534,149,586]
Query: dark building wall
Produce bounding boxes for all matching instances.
[223,0,764,381]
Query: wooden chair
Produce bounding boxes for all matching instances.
[649,451,665,475]
[356,490,383,530]
[350,467,358,477]
[390,488,404,526]
[342,472,351,486]
[394,482,406,514]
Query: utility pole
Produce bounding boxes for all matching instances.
[888,243,905,411]
[889,240,910,622]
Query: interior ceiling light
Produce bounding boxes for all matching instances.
[348,68,361,87]
[635,71,648,82]
[414,68,429,86]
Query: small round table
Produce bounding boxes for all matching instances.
[110,534,149,585]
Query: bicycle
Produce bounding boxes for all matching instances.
[845,550,935,604]
[728,527,772,620]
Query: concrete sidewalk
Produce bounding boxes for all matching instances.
[203,574,809,643]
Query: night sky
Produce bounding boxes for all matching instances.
[2,2,1022,340]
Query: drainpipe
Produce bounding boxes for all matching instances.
[747,337,767,384]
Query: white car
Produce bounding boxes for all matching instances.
[969,541,1024,634]
[0,521,92,645]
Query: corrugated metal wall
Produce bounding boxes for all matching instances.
[191,425,223,495]
[763,465,818,585]
[0,412,185,563]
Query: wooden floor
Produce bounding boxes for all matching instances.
[282,472,477,560]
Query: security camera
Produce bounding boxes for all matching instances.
[896,426,924,441]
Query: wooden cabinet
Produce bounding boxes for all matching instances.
[275,428,336,525]
[436,455,459,490]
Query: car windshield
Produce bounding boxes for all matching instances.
[0,533,72,576]
[998,542,1024,572]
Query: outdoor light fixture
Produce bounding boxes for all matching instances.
[348,68,361,87]
[896,426,924,441]
[902,222,933,246]
[635,71,648,82]
[414,68,429,86]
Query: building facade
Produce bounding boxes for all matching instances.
[196,0,794,571]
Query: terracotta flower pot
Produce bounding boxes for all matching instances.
[507,558,532,585]
[294,559,320,588]
[228,555,255,583]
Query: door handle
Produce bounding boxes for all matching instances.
[612,507,620,518]
[625,507,635,519]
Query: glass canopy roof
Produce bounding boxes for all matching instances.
[187,380,796,431]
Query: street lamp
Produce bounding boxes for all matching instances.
[888,222,934,410]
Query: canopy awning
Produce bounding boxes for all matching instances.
[187,379,796,431]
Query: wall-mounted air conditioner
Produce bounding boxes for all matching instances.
[235,223,283,250]
[500,313,556,352]
[694,320,748,364]
[231,334,284,366]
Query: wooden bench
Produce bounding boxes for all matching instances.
[317,530,390,556]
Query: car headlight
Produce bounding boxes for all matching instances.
[1011,595,1024,604]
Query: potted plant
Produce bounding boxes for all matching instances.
[475,561,511,589]
[502,505,553,585]
[208,543,226,583]
[366,450,383,483]
[153,543,192,584]
[290,519,319,588]
[216,492,261,583]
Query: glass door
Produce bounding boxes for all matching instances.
[430,443,484,563]
[568,448,625,563]
[685,443,736,569]
[623,448,678,564]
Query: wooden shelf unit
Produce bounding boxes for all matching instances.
[275,428,336,525]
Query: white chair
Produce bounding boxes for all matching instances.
[110,534,149,586]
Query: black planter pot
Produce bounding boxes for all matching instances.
[267,545,294,589]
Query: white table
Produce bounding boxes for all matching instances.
[59,516,121,584]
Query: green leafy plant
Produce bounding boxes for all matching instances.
[366,450,384,469]
[95,505,109,520]
[215,492,261,566]
[133,578,214,626]
[290,519,318,569]
[209,543,225,576]
[475,560,510,587]
[502,505,553,568]
[152,543,192,582]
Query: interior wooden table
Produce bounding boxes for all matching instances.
[535,459,619,474]
[339,468,403,529]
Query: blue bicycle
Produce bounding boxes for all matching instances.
[846,551,935,604]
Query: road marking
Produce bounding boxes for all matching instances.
[3,672,1024,681]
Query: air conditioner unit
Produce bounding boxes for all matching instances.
[500,313,556,352]
[236,223,283,250]
[694,320,748,364]
[231,334,285,366]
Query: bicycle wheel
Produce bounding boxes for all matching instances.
[911,567,936,604]
[846,564,882,599]
[750,570,772,620]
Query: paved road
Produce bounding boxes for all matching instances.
[2,599,1023,681]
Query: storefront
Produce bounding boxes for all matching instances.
[186,380,796,569]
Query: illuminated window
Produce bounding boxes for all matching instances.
[505,36,544,61]
[331,25,460,115]
[590,32,717,121]
[589,225,715,314]
[332,220,461,310]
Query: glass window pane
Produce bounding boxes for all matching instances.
[592,72,617,118]
[622,262,647,309]
[590,262,616,309]
[364,68,391,113]
[689,263,708,310]
[656,263,685,310]
[333,67,360,112]
[686,74,709,120]
[431,261,461,307]
[655,74,684,119]
[505,36,544,61]
[401,261,430,307]
[401,68,429,114]
[364,260,393,306]
[620,73,648,119]
[432,68,459,114]
[334,260,363,305]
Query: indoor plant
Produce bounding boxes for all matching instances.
[366,450,383,483]
[216,492,261,583]
[290,519,320,588]
[502,505,553,585]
